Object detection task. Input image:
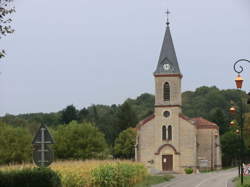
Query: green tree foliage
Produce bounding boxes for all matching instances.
[182,86,246,125]
[0,122,32,164]
[0,0,15,58]
[209,108,228,135]
[116,101,138,132]
[220,130,241,166]
[53,121,108,160]
[114,128,136,159]
[87,104,119,145]
[126,93,154,120]
[61,105,78,124]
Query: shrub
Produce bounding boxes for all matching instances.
[184,168,193,174]
[53,121,108,160]
[0,167,61,187]
[0,122,32,164]
[114,128,136,159]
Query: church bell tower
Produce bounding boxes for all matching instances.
[154,18,182,109]
[153,14,182,158]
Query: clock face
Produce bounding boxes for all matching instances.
[163,64,170,71]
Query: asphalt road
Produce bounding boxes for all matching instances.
[153,169,237,187]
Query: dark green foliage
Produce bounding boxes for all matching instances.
[126,93,154,120]
[116,101,138,132]
[221,131,241,166]
[53,121,108,159]
[209,108,228,135]
[0,122,32,164]
[114,128,136,159]
[0,167,61,187]
[182,86,247,128]
[61,105,78,124]
[87,104,120,145]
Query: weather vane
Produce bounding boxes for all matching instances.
[166,9,170,25]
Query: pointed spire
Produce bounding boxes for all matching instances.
[166,9,170,26]
[154,12,181,75]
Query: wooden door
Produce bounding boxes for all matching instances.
[162,155,173,171]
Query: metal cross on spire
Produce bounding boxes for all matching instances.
[166,9,170,26]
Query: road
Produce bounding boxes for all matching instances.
[153,169,237,187]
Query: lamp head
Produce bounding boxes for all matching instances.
[230,121,236,126]
[229,106,237,114]
[235,74,243,89]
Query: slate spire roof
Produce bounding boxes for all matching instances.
[154,21,181,75]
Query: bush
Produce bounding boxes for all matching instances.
[114,128,136,159]
[184,168,193,174]
[0,167,61,187]
[53,121,108,160]
[0,122,32,164]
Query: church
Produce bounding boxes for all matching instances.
[135,18,222,173]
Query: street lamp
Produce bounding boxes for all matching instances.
[232,59,250,185]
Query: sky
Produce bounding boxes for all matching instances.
[0,0,250,116]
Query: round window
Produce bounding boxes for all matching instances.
[163,111,170,118]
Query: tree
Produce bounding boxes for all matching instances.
[61,105,78,124]
[116,101,138,132]
[209,108,228,135]
[0,0,15,58]
[78,107,89,122]
[53,121,108,159]
[113,128,136,159]
[220,130,241,167]
[0,122,32,164]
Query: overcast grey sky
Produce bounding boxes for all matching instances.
[0,0,250,116]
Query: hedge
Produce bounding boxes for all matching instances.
[0,167,61,187]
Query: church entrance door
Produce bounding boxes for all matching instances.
[162,155,173,171]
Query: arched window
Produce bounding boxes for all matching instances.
[168,125,172,140]
[164,82,170,101]
[162,126,167,140]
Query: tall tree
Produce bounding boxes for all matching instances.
[114,128,136,159]
[61,105,78,124]
[209,108,228,135]
[116,101,138,132]
[0,0,15,58]
[221,130,241,166]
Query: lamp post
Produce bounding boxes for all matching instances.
[232,59,250,185]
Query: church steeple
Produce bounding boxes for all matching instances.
[154,14,181,76]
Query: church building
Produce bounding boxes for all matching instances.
[135,18,222,173]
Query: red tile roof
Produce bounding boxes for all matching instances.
[191,117,219,130]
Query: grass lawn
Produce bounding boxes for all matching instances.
[135,175,174,187]
[234,176,250,187]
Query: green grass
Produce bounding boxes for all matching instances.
[135,175,174,187]
[234,176,250,187]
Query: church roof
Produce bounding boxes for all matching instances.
[179,114,219,130]
[154,23,181,75]
[191,117,219,130]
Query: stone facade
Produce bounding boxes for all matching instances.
[135,22,222,173]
